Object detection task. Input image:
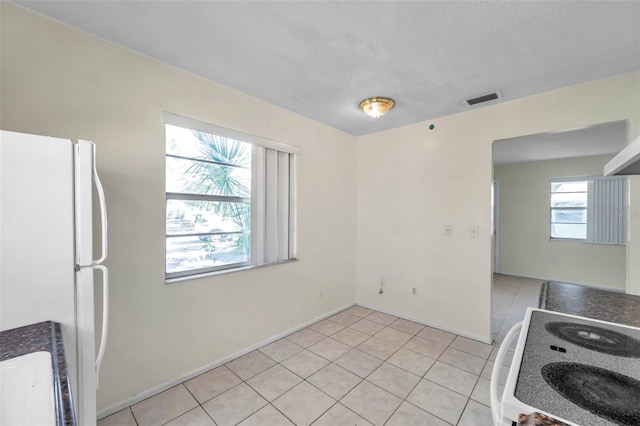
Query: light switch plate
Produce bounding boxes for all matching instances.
[470,225,479,238]
[444,225,452,236]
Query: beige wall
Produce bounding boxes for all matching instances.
[1,3,356,411]
[356,71,640,342]
[494,155,626,290]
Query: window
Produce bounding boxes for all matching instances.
[550,176,626,245]
[165,113,298,279]
[550,180,588,239]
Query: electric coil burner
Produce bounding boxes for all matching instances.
[493,308,640,426]
[541,362,640,425]
[545,322,640,357]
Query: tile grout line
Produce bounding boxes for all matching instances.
[192,385,221,426]
[452,355,493,425]
[128,406,139,426]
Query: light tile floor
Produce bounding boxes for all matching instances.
[492,274,543,344]
[99,304,516,426]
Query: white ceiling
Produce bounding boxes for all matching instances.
[493,121,628,165]
[13,1,640,136]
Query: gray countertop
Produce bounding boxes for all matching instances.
[541,281,640,328]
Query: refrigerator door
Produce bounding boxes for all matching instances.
[0,130,79,417]
[0,130,76,331]
[75,141,98,426]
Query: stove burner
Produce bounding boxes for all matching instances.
[545,322,640,358]
[541,362,640,425]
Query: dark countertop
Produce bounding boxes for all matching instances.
[0,321,76,425]
[540,281,640,328]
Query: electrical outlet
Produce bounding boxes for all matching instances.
[470,225,479,238]
[319,289,324,298]
[444,225,452,236]
[412,287,417,295]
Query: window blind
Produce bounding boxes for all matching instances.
[251,146,297,265]
[590,176,627,245]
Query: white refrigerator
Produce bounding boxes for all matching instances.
[0,130,109,425]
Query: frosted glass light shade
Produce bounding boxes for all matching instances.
[359,97,395,118]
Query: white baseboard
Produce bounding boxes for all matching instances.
[355,302,493,345]
[97,302,355,420]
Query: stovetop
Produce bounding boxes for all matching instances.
[515,310,640,426]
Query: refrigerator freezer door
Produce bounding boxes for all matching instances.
[0,130,76,331]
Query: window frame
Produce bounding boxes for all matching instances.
[549,178,590,241]
[164,112,299,281]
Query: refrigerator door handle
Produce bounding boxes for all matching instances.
[91,148,108,266]
[92,264,109,388]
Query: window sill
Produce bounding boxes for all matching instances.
[549,238,625,246]
[549,238,587,244]
[165,258,299,284]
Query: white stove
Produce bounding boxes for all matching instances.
[491,308,640,426]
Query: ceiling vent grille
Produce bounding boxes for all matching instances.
[464,91,502,107]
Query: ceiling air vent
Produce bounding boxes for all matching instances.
[463,91,502,107]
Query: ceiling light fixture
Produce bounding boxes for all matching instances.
[359,97,395,119]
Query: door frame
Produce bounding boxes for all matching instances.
[492,180,500,273]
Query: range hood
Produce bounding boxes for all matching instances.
[604,134,640,176]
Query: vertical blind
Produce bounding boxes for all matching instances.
[590,176,627,245]
[251,145,297,265]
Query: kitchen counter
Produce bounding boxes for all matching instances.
[540,281,640,327]
[0,321,76,425]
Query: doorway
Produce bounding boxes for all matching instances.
[490,121,628,344]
